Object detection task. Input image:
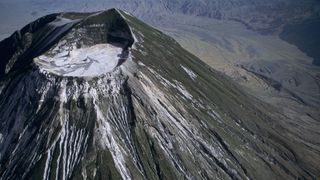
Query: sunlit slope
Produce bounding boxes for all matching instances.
[0,9,319,180]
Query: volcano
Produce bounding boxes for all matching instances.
[0,9,319,180]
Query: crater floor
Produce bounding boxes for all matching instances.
[34,44,123,77]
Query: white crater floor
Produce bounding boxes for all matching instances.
[34,44,123,77]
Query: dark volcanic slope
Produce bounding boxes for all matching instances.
[0,9,320,180]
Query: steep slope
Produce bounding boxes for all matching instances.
[0,9,319,180]
[1,1,320,116]
[2,0,319,112]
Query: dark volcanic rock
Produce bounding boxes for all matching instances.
[0,8,320,180]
